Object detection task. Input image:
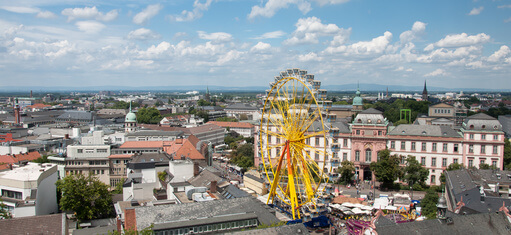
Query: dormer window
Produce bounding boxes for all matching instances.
[482,125,486,129]
[358,119,362,123]
[422,131,427,135]
[470,125,474,129]
[367,119,372,123]
[377,119,382,124]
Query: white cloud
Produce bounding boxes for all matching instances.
[394,66,412,71]
[468,6,483,15]
[325,31,392,55]
[498,5,511,9]
[75,21,105,34]
[505,17,511,23]
[487,45,510,62]
[62,6,118,22]
[399,21,426,43]
[248,0,311,20]
[433,33,490,48]
[133,4,163,25]
[284,17,344,45]
[424,68,448,77]
[417,46,481,63]
[314,0,350,6]
[0,6,39,14]
[169,0,213,22]
[298,52,322,61]
[137,41,171,59]
[253,31,286,39]
[251,42,271,52]
[197,31,232,44]
[127,28,160,41]
[36,11,57,19]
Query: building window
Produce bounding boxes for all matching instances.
[442,158,447,167]
[390,141,395,149]
[401,141,406,150]
[77,149,83,153]
[480,159,485,165]
[443,143,448,152]
[470,134,474,139]
[97,149,107,153]
[401,156,405,164]
[494,135,499,140]
[315,138,320,146]
[431,158,436,167]
[411,142,416,150]
[493,145,498,154]
[315,152,320,161]
[343,139,348,147]
[378,130,382,136]
[356,130,360,135]
[453,159,458,164]
[421,157,426,166]
[432,143,437,151]
[306,138,310,145]
[422,142,427,151]
[431,175,436,184]
[365,149,372,162]
[492,161,498,168]
[1,189,22,199]
[469,159,473,167]
[469,144,474,153]
[355,151,360,161]
[481,145,486,154]
[481,134,486,140]
[454,144,459,153]
[343,153,347,161]
[276,137,280,144]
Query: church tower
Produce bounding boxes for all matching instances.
[352,84,363,113]
[422,80,428,101]
[125,102,137,133]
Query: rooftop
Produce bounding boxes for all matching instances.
[0,162,56,182]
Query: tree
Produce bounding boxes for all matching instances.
[421,189,439,219]
[136,107,162,124]
[370,149,402,190]
[32,154,50,163]
[402,156,429,187]
[56,174,113,221]
[0,197,11,219]
[504,138,511,170]
[230,144,254,171]
[479,163,491,170]
[336,160,355,185]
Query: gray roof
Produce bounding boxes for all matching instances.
[498,115,511,137]
[225,103,261,110]
[463,113,502,131]
[376,212,511,235]
[126,130,183,137]
[56,111,93,121]
[388,124,461,138]
[353,108,386,125]
[188,168,224,188]
[328,121,351,133]
[226,223,309,235]
[220,184,250,199]
[134,197,280,230]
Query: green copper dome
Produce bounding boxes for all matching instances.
[125,102,137,122]
[125,112,137,122]
[353,88,363,106]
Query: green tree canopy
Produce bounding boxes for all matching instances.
[56,174,113,221]
[230,144,254,171]
[0,197,11,219]
[504,138,511,170]
[370,149,402,189]
[136,107,162,124]
[337,160,355,185]
[402,156,429,186]
[421,189,439,219]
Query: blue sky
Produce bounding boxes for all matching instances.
[1,0,510,89]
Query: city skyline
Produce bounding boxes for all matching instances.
[1,1,511,89]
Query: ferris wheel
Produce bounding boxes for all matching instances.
[259,69,330,220]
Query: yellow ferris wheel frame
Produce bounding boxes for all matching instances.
[260,75,330,220]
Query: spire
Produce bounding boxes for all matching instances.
[422,80,428,101]
[129,101,132,112]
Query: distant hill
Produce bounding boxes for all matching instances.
[0,83,509,92]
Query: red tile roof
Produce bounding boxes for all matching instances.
[27,103,51,109]
[119,141,164,149]
[163,139,205,160]
[0,151,41,164]
[207,121,254,129]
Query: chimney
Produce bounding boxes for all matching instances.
[194,162,200,176]
[30,90,32,98]
[210,181,217,193]
[124,208,137,232]
[116,217,122,233]
[64,134,69,139]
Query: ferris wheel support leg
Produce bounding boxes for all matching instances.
[286,144,299,220]
[266,142,288,205]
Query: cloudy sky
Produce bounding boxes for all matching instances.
[1,0,510,89]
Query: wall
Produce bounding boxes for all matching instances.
[35,170,58,215]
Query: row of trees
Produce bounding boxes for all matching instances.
[336,150,429,189]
